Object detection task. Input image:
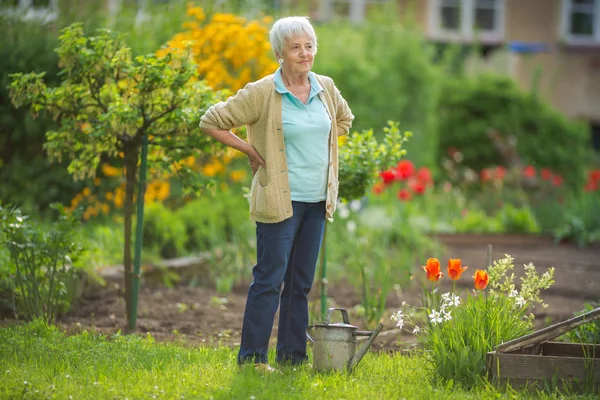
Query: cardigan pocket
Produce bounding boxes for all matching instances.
[249,177,279,221]
[252,165,269,188]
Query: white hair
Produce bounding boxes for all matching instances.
[269,16,318,58]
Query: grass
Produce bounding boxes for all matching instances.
[0,320,596,400]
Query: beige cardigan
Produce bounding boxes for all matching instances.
[199,73,354,223]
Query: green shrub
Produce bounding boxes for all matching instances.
[0,204,85,321]
[437,74,592,188]
[316,14,442,168]
[142,202,187,259]
[497,204,541,234]
[0,16,85,214]
[453,209,502,234]
[563,303,600,344]
[415,255,554,388]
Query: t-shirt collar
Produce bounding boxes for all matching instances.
[274,67,323,100]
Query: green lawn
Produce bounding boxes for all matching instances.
[0,320,594,399]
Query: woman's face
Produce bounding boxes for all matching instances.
[280,33,314,75]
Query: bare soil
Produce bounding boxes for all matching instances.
[54,235,600,351]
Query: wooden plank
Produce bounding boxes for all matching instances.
[496,307,600,353]
[488,352,600,382]
[541,342,600,358]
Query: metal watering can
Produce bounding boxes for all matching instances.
[306,308,384,372]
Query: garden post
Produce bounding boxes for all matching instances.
[128,133,149,331]
[319,223,328,321]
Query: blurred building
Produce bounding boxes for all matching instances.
[5,0,600,146]
[319,0,600,147]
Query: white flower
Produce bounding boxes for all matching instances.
[429,310,443,325]
[338,206,350,219]
[65,374,71,379]
[515,296,526,307]
[441,292,451,302]
[349,200,362,212]
[23,381,28,385]
[412,326,421,334]
[509,290,518,298]
[443,310,452,322]
[346,220,357,233]
[450,294,461,307]
[396,319,404,330]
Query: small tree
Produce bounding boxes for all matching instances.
[9,23,223,328]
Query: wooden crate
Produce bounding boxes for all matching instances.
[487,307,600,392]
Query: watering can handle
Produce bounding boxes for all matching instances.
[325,308,350,324]
[306,325,315,343]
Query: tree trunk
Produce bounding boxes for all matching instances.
[123,143,139,330]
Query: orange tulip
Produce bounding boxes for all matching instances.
[422,258,443,282]
[447,258,468,281]
[473,270,489,290]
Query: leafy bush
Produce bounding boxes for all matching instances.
[563,303,600,344]
[0,16,84,214]
[316,15,442,168]
[437,74,592,188]
[0,204,85,321]
[497,204,541,234]
[453,209,502,234]
[394,255,555,388]
[142,202,187,259]
[338,122,411,201]
[554,194,600,247]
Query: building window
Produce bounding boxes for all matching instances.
[0,0,58,22]
[563,0,600,43]
[429,0,505,42]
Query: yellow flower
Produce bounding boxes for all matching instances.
[230,170,246,183]
[82,187,91,197]
[338,135,348,147]
[101,164,120,177]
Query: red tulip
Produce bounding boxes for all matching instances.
[396,160,415,180]
[523,165,536,179]
[447,259,468,281]
[372,182,385,195]
[416,167,433,186]
[397,188,411,201]
[494,166,506,181]
[473,270,489,290]
[552,174,563,187]
[480,168,492,182]
[541,168,552,181]
[423,258,443,282]
[380,169,396,185]
[409,179,426,195]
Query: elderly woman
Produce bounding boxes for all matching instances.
[199,16,353,367]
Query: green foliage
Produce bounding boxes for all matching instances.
[416,255,554,387]
[316,17,441,167]
[0,204,84,321]
[142,202,187,259]
[563,303,600,344]
[437,74,592,187]
[175,190,255,293]
[554,194,600,247]
[328,201,437,327]
[338,121,411,201]
[3,320,578,399]
[9,22,225,321]
[453,209,502,234]
[497,204,541,234]
[0,16,84,214]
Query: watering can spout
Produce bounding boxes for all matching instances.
[349,322,384,372]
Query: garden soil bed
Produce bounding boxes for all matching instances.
[49,235,600,352]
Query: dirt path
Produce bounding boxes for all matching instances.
[55,235,600,350]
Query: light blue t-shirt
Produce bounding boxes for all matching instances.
[274,68,332,202]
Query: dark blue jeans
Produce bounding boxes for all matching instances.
[237,201,326,365]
